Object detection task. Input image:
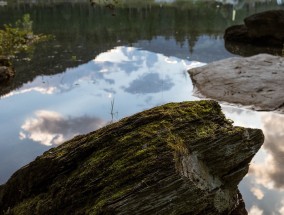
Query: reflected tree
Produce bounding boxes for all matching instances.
[0,1,280,95]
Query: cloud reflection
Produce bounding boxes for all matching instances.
[124,73,174,94]
[3,46,205,103]
[279,200,284,214]
[8,46,207,147]
[20,110,105,146]
[2,86,57,98]
[249,205,264,215]
[249,113,284,189]
[95,46,134,63]
[250,187,264,200]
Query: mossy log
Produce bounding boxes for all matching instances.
[0,100,264,215]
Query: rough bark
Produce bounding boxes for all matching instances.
[189,54,284,113]
[0,100,264,215]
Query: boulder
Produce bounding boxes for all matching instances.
[0,66,14,82]
[0,100,264,215]
[0,56,12,67]
[189,54,284,113]
[224,10,284,47]
[244,10,284,41]
[0,57,14,83]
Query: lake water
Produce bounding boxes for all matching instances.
[0,0,284,214]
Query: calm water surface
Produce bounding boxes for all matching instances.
[0,0,284,214]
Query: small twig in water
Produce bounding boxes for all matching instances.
[110,97,118,123]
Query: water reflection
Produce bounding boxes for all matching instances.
[216,0,239,6]
[248,205,264,215]
[3,86,57,98]
[223,106,284,215]
[0,46,203,183]
[250,187,264,200]
[0,1,283,213]
[0,0,282,98]
[225,41,283,57]
[20,110,105,146]
[124,73,174,94]
[250,113,284,189]
[3,46,204,99]
[0,0,7,7]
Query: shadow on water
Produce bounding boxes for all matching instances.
[225,40,284,56]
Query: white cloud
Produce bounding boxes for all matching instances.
[250,187,264,200]
[3,87,57,98]
[279,200,284,215]
[94,46,130,63]
[249,113,284,190]
[249,205,263,215]
[20,110,105,146]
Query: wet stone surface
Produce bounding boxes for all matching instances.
[189,54,284,113]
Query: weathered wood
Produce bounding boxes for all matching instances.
[0,100,264,215]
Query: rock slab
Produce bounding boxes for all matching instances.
[189,54,284,113]
[0,100,264,215]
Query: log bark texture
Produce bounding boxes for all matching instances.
[0,100,264,215]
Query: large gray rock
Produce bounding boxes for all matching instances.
[224,10,284,47]
[189,54,284,113]
[0,100,264,215]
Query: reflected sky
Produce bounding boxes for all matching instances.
[0,46,204,183]
[223,106,284,215]
[20,110,105,146]
[0,46,283,215]
[251,114,284,189]
[0,1,283,214]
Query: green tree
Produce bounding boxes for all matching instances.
[0,14,48,57]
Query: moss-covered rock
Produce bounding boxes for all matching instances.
[0,100,264,215]
[0,56,14,83]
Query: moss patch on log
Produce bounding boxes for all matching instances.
[0,100,264,215]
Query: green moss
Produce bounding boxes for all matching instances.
[1,100,237,214]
